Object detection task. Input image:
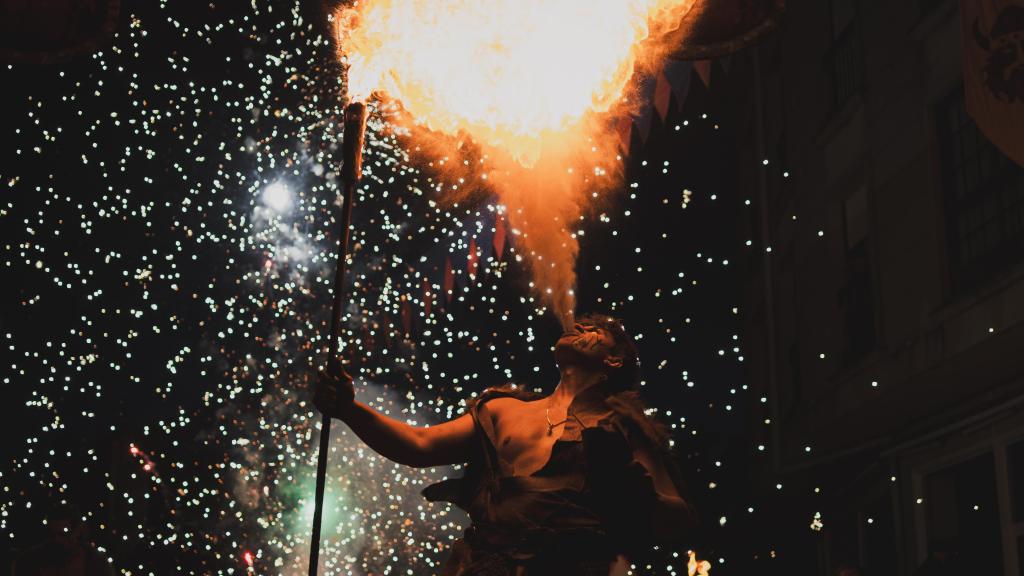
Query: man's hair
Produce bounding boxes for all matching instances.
[577,312,640,393]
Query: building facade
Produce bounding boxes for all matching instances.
[726,0,1024,574]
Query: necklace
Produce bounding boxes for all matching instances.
[545,407,573,436]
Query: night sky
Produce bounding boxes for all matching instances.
[0,1,793,574]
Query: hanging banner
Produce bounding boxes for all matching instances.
[962,0,1024,167]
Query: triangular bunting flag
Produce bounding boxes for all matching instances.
[444,256,454,304]
[694,60,712,88]
[467,237,479,281]
[654,71,673,121]
[493,214,507,261]
[361,325,374,353]
[401,298,412,336]
[381,313,393,347]
[422,277,432,318]
[664,60,693,114]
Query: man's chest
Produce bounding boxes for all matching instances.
[488,401,558,476]
[485,398,611,477]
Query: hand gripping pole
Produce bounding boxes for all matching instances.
[309,102,367,576]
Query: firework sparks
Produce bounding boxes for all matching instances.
[1,1,772,574]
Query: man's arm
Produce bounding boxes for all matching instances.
[313,369,476,468]
[338,402,476,468]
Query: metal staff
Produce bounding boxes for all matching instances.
[309,101,367,576]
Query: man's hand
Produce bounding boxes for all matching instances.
[309,363,476,467]
[313,360,355,419]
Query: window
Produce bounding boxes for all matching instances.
[827,511,860,572]
[937,87,1024,294]
[1020,535,1024,576]
[826,0,864,111]
[1009,440,1024,523]
[1009,439,1024,575]
[840,188,875,366]
[923,452,1004,574]
[861,492,897,576]
[787,339,801,412]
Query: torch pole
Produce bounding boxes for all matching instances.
[309,101,367,576]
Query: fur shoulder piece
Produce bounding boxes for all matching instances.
[464,383,543,411]
[603,390,672,452]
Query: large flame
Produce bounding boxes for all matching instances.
[336,0,693,326]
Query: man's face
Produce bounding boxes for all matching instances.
[554,321,621,370]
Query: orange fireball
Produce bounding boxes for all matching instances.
[337,0,691,165]
[335,0,694,326]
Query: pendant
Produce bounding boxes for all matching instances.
[545,407,570,436]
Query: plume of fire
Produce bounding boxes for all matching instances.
[335,0,694,327]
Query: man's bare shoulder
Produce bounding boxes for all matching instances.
[472,385,544,413]
[480,394,543,416]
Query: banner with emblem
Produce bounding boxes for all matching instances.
[962,0,1024,167]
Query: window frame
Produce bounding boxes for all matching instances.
[824,0,865,113]
[935,85,1024,296]
[908,428,1024,575]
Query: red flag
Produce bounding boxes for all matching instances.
[381,313,393,347]
[694,60,711,88]
[467,237,479,281]
[654,71,673,120]
[361,325,374,353]
[664,60,693,114]
[493,215,507,261]
[422,277,432,318]
[444,256,454,303]
[962,0,1024,166]
[401,298,412,336]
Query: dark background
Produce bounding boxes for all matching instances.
[3,0,1024,575]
